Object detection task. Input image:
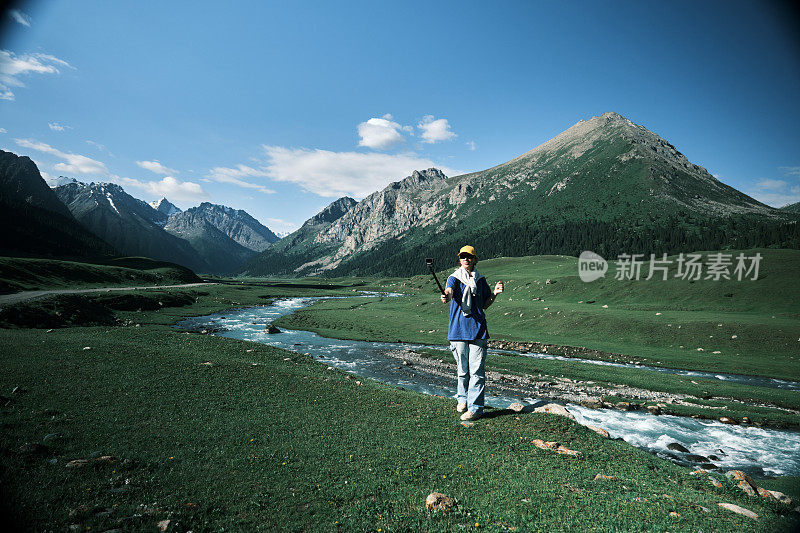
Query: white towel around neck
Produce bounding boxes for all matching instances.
[451,266,485,317]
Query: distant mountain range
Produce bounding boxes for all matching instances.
[0,150,116,259]
[4,112,799,278]
[241,112,799,277]
[0,149,280,274]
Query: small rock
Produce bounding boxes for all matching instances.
[741,416,750,425]
[757,487,792,505]
[708,477,723,488]
[719,417,736,424]
[669,511,679,517]
[200,361,213,366]
[667,443,690,453]
[507,402,524,412]
[83,347,91,350]
[533,403,575,420]
[718,502,758,520]
[615,402,632,411]
[601,304,608,308]
[689,469,707,475]
[264,324,281,334]
[461,421,474,428]
[43,433,64,443]
[426,492,455,511]
[65,459,89,468]
[587,426,609,438]
[157,519,171,531]
[646,405,661,415]
[594,474,616,480]
[579,398,602,409]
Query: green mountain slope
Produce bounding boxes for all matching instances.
[243,112,798,277]
[0,150,116,259]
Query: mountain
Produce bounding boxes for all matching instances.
[53,181,206,271]
[150,197,182,220]
[0,150,116,258]
[165,202,278,253]
[46,175,80,188]
[242,112,799,277]
[780,201,800,214]
[239,196,357,274]
[162,203,277,274]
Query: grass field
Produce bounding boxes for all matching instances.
[0,256,200,294]
[275,248,800,381]
[1,282,798,531]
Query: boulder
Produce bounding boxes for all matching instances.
[646,405,661,415]
[719,417,736,424]
[579,397,602,409]
[667,442,690,453]
[614,402,632,411]
[718,503,758,520]
[757,487,793,505]
[587,425,609,438]
[65,459,89,468]
[533,403,575,420]
[426,492,455,511]
[685,454,709,463]
[265,324,281,334]
[507,402,525,412]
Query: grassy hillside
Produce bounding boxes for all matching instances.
[275,248,800,381]
[1,282,796,531]
[0,256,201,294]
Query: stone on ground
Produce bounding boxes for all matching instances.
[426,492,455,511]
[533,403,575,420]
[586,425,609,438]
[718,503,758,520]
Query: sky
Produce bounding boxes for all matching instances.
[1,1,799,234]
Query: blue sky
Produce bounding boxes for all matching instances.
[1,1,799,233]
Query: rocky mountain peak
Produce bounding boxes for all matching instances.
[150,197,182,217]
[303,196,357,227]
[389,168,448,191]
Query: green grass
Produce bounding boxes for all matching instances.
[0,256,200,293]
[275,248,800,381]
[1,282,798,531]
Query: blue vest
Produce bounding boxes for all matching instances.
[446,275,491,340]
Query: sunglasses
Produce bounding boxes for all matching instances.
[459,254,475,260]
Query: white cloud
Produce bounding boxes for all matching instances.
[8,10,31,27]
[0,128,6,133]
[779,166,800,177]
[137,176,207,203]
[48,122,71,132]
[417,115,457,144]
[0,50,73,101]
[260,145,460,198]
[136,159,178,175]
[466,141,477,151]
[207,164,276,194]
[15,138,109,175]
[85,140,113,156]
[357,115,411,150]
[746,177,800,208]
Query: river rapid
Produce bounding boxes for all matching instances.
[175,295,800,478]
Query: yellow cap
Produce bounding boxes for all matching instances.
[458,245,477,258]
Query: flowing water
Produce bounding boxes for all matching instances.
[176,295,800,477]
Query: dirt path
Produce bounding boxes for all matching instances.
[0,282,216,308]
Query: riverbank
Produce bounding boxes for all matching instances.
[1,282,798,531]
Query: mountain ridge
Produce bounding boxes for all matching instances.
[241,112,797,277]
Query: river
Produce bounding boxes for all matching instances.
[175,295,800,478]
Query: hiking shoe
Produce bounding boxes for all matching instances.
[460,410,480,421]
[456,403,467,413]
